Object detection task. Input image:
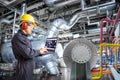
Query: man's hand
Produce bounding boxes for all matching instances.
[39,48,48,55]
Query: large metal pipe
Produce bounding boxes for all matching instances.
[45,12,81,38]
[34,12,81,75]
[44,0,79,7]
[67,13,80,29]
[87,16,100,26]
[21,3,27,16]
[0,19,12,24]
[31,13,79,74]
[53,0,79,8]
[12,10,17,37]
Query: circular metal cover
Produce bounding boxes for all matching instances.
[71,43,91,63]
[63,38,97,69]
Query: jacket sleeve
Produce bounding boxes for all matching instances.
[14,35,42,59]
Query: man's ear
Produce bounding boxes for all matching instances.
[22,22,28,30]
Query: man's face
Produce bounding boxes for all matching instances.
[25,23,34,35]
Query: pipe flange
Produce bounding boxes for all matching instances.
[63,38,97,69]
[71,43,91,63]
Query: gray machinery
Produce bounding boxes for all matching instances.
[63,38,97,80]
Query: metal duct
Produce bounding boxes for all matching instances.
[68,13,80,29]
[44,0,62,7]
[87,16,100,26]
[21,3,26,16]
[54,0,79,8]
[46,19,67,38]
[31,12,80,74]
[32,11,81,75]
[46,12,81,37]
[43,0,56,7]
[57,27,106,40]
[81,0,115,10]
[0,0,16,5]
[0,19,12,24]
[44,0,79,7]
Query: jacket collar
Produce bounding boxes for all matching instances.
[18,30,28,37]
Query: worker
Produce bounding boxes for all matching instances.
[11,14,48,80]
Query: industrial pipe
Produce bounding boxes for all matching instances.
[35,11,82,75]
[44,0,79,7]
[12,10,17,37]
[81,0,115,10]
[100,7,120,43]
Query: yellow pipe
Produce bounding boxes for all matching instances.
[92,66,102,80]
[92,43,120,80]
[100,43,120,47]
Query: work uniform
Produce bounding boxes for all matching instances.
[11,30,41,80]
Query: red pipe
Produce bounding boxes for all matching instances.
[100,7,120,43]
[110,7,120,39]
[100,18,114,43]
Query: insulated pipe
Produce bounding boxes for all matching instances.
[81,0,84,10]
[12,10,17,37]
[0,19,11,24]
[81,0,115,10]
[36,12,80,75]
[46,12,81,38]
[39,11,100,75]
[53,0,79,8]
[35,12,81,75]
[87,16,100,26]
[44,0,79,7]
[21,3,27,16]
[68,13,80,29]
[44,0,62,7]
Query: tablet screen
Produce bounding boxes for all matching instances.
[45,38,57,51]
